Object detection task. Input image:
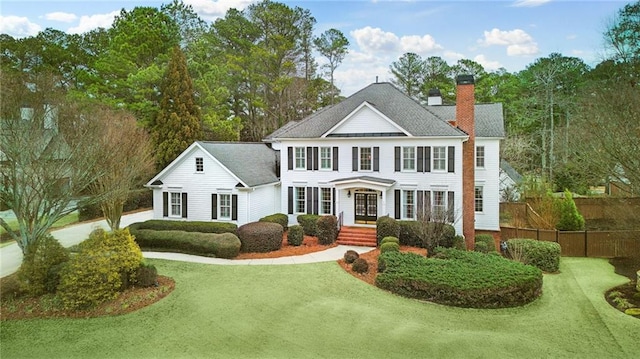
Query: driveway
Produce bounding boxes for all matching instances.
[0,210,153,277]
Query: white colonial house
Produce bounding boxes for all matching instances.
[146,75,504,245]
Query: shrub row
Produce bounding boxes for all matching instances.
[506,238,561,273]
[237,222,283,253]
[130,227,241,258]
[375,216,456,248]
[132,220,237,235]
[259,213,289,231]
[376,249,543,308]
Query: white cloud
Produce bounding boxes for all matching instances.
[478,28,539,56]
[67,11,119,34]
[511,0,552,7]
[44,12,77,23]
[443,51,465,62]
[0,15,41,38]
[184,0,254,21]
[399,34,443,54]
[351,26,442,55]
[474,55,502,71]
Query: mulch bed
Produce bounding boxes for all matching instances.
[235,235,337,259]
[605,256,640,318]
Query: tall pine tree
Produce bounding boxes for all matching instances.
[152,45,202,169]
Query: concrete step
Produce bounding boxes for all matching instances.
[336,226,377,247]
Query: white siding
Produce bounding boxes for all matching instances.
[474,138,501,231]
[330,106,402,135]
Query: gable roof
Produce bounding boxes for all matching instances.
[265,82,504,140]
[500,159,523,183]
[197,142,279,187]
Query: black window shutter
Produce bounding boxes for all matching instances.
[287,147,293,170]
[162,192,168,217]
[313,147,319,171]
[288,187,293,214]
[352,147,358,171]
[417,146,424,172]
[425,147,431,172]
[394,190,401,219]
[447,191,455,220]
[306,147,313,170]
[332,188,336,215]
[373,147,379,172]
[313,187,319,215]
[306,187,313,214]
[181,193,188,218]
[417,191,424,218]
[394,146,401,172]
[425,191,431,213]
[211,194,217,219]
[448,146,455,173]
[232,194,238,220]
[332,147,339,171]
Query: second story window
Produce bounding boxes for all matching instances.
[433,147,446,171]
[195,157,204,172]
[476,146,485,168]
[360,147,372,171]
[295,147,306,169]
[402,146,415,171]
[320,147,332,170]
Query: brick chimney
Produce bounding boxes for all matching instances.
[455,74,475,250]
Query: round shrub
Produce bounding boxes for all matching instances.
[344,250,359,264]
[237,222,283,253]
[380,242,400,254]
[352,258,369,274]
[260,213,289,231]
[134,262,158,287]
[316,215,338,245]
[507,238,561,272]
[380,236,400,246]
[287,225,304,246]
[297,214,320,236]
[452,235,466,250]
[376,216,399,246]
[17,234,69,296]
[475,234,496,253]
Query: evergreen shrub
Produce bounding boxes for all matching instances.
[556,190,585,231]
[380,236,400,246]
[474,234,496,253]
[134,262,158,287]
[237,222,283,253]
[316,215,338,245]
[297,214,320,236]
[376,216,399,246]
[344,250,359,264]
[507,238,561,272]
[17,235,69,296]
[352,258,369,273]
[259,213,289,231]
[287,225,304,246]
[380,242,400,254]
[398,221,421,247]
[130,229,241,258]
[129,220,237,234]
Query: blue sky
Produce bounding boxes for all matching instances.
[0,0,628,95]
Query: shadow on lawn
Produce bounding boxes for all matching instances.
[606,256,640,319]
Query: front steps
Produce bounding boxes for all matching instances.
[336,226,377,247]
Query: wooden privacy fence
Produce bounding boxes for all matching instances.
[500,226,640,258]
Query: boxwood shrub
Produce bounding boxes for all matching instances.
[376,216,399,246]
[317,215,338,245]
[237,222,283,253]
[380,236,400,246]
[375,249,543,308]
[474,234,496,253]
[131,229,241,258]
[130,220,237,234]
[259,213,289,231]
[507,238,561,273]
[380,242,400,253]
[344,250,359,264]
[17,234,69,296]
[297,214,320,236]
[398,221,421,247]
[287,225,304,246]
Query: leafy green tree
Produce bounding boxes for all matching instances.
[161,0,208,51]
[152,46,202,169]
[390,52,425,99]
[555,190,585,231]
[420,56,454,103]
[604,1,640,64]
[314,28,349,103]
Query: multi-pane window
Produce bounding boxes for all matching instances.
[433,191,446,218]
[433,146,446,171]
[294,187,306,213]
[476,146,485,168]
[170,192,182,216]
[360,147,372,171]
[320,188,332,214]
[195,157,204,172]
[475,186,484,212]
[402,147,415,171]
[219,194,231,219]
[320,147,332,170]
[294,147,306,169]
[403,190,415,219]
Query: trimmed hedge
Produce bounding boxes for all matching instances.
[259,213,289,231]
[376,249,543,308]
[474,234,496,253]
[376,216,399,246]
[237,222,283,253]
[131,228,241,258]
[507,238,561,273]
[297,214,320,236]
[380,236,400,246]
[130,220,237,234]
[287,225,304,246]
[317,215,338,245]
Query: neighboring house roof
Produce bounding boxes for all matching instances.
[197,141,279,187]
[500,159,523,184]
[265,82,505,140]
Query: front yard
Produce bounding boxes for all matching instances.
[1,257,638,358]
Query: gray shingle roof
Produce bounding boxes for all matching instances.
[265,82,505,139]
[500,159,523,183]
[197,141,279,187]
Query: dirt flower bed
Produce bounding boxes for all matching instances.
[235,234,337,259]
[338,246,427,286]
[605,256,640,319]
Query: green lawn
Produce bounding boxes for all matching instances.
[1,257,638,358]
[0,212,79,247]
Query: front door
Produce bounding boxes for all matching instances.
[354,192,377,224]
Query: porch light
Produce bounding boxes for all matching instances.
[347,190,351,198]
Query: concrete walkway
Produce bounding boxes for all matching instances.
[0,210,375,277]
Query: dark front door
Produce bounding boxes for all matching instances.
[355,193,377,224]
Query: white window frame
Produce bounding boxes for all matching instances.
[320,147,332,170]
[195,157,204,172]
[475,186,484,213]
[359,147,372,171]
[294,187,306,214]
[294,147,306,170]
[219,193,231,220]
[433,146,446,171]
[476,146,485,169]
[402,190,416,220]
[432,191,447,219]
[170,192,182,217]
[320,187,332,215]
[402,146,416,171]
